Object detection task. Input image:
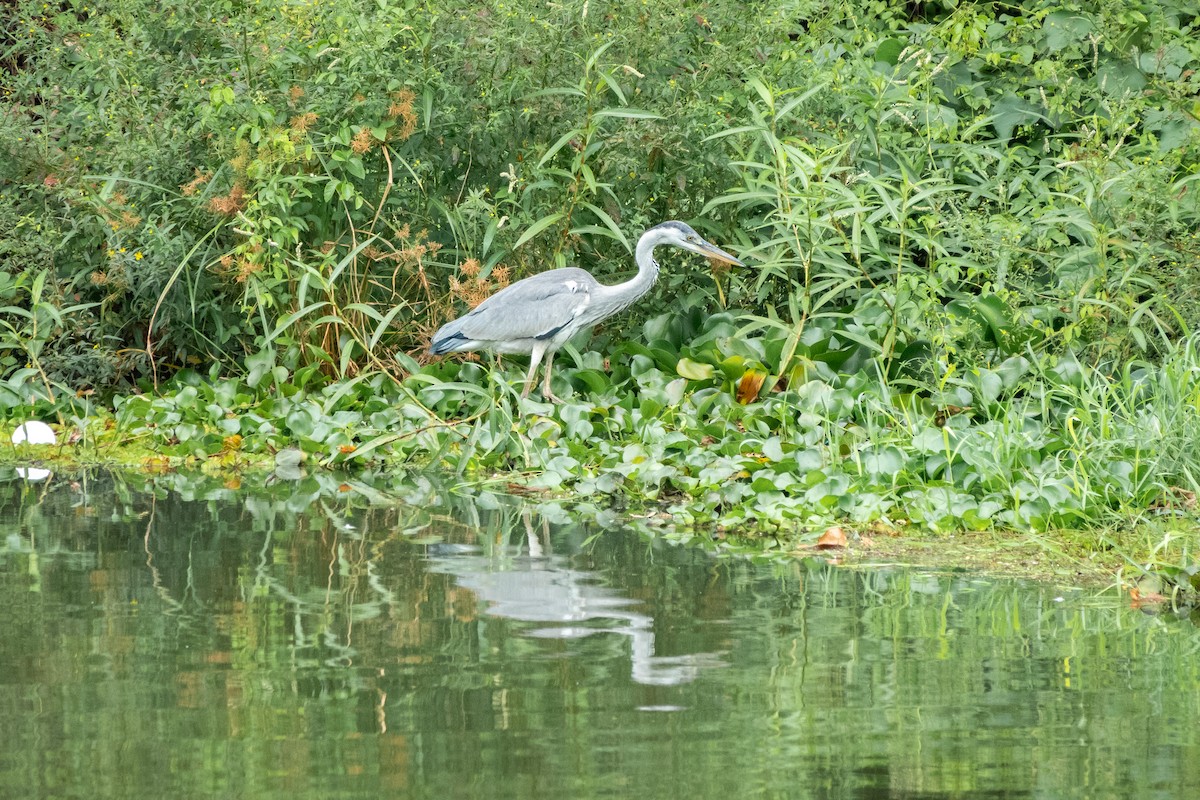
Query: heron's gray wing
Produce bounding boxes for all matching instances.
[450,268,598,343]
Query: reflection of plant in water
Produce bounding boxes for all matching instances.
[3,467,1199,798]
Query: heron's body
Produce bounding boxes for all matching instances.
[430,221,741,401]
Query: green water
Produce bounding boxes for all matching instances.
[1,470,1197,799]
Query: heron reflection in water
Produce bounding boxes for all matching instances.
[425,521,724,687]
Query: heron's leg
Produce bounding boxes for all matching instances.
[521,344,547,398]
[540,350,563,404]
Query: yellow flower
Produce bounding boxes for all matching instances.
[134,251,143,260]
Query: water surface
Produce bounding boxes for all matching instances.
[1,470,1197,799]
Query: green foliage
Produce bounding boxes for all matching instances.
[3,0,1198,389]
[47,320,1200,536]
[3,0,1200,586]
[8,311,1199,594]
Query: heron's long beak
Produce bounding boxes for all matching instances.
[696,239,744,267]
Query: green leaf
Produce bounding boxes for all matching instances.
[513,213,564,249]
[537,129,583,168]
[266,302,329,344]
[874,38,904,66]
[576,202,630,252]
[990,94,1046,142]
[746,76,773,110]
[676,358,715,381]
[913,427,947,454]
[525,86,587,100]
[1042,11,1094,52]
[596,72,628,104]
[594,107,662,120]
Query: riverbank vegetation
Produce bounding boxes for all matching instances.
[3,1,1200,597]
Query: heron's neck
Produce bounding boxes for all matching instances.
[621,231,661,298]
[589,230,662,319]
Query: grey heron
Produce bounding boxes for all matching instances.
[429,221,743,402]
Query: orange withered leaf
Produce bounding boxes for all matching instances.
[736,369,766,404]
[816,526,848,549]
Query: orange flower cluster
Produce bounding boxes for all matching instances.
[96,191,141,231]
[180,169,212,197]
[450,260,509,308]
[387,88,418,140]
[289,112,318,134]
[234,258,262,283]
[208,183,247,216]
[215,252,261,283]
[376,226,441,267]
[109,210,141,231]
[350,127,375,154]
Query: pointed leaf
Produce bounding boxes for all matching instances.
[513,213,564,249]
[594,107,662,120]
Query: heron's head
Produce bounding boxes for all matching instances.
[651,221,744,266]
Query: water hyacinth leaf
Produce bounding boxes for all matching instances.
[642,346,680,372]
[974,295,1015,346]
[173,385,200,409]
[246,350,275,389]
[571,369,612,394]
[913,427,947,454]
[894,340,932,374]
[665,378,687,407]
[969,368,1003,405]
[861,445,905,477]
[716,355,747,382]
[806,473,850,508]
[794,448,824,471]
[642,313,676,345]
[308,419,336,444]
[286,408,316,438]
[995,355,1031,388]
[562,411,594,440]
[638,393,663,419]
[676,358,715,381]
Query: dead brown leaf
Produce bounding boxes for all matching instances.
[736,370,766,404]
[816,526,848,549]
[1150,486,1197,512]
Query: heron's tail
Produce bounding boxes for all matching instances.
[428,325,470,355]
